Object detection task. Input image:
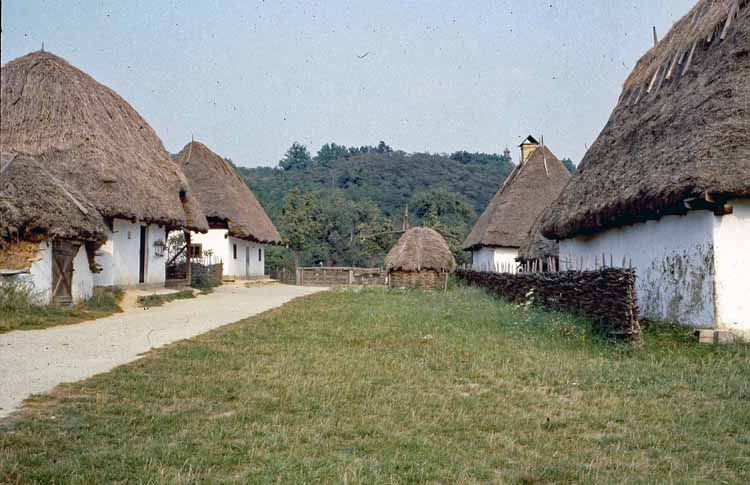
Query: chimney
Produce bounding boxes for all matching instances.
[519,135,540,162]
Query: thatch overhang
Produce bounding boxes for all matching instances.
[174,141,282,244]
[1,152,107,245]
[0,51,208,233]
[542,0,750,240]
[1,152,107,272]
[385,227,456,273]
[463,145,571,251]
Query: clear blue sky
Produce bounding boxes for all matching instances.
[1,0,695,167]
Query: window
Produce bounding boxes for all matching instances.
[233,243,237,259]
[189,244,202,258]
[258,248,262,261]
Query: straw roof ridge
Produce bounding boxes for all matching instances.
[463,145,571,250]
[385,227,456,272]
[1,152,107,245]
[0,50,208,232]
[542,0,750,240]
[174,141,281,244]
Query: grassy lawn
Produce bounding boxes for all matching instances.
[1,285,749,483]
[0,285,123,333]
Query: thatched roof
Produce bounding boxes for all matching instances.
[0,51,208,232]
[517,209,559,263]
[174,141,281,244]
[385,227,456,273]
[463,145,571,250]
[542,0,750,240]
[1,152,107,244]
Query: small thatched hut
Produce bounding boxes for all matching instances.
[1,51,208,289]
[1,153,107,304]
[174,141,281,278]
[542,0,749,330]
[463,138,570,272]
[385,227,456,289]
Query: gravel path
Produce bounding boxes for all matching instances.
[0,284,326,418]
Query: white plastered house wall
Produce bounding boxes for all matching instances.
[13,240,94,304]
[559,199,749,330]
[471,246,519,273]
[93,218,167,288]
[190,229,265,279]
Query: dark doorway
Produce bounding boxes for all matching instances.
[139,226,147,283]
[52,240,78,306]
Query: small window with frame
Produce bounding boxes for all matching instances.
[233,244,237,259]
[189,244,202,258]
[258,248,262,262]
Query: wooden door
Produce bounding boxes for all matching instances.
[245,246,250,277]
[52,240,78,306]
[139,226,147,284]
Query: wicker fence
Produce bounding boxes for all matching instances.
[455,268,640,341]
[295,267,386,287]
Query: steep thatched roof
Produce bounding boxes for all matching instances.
[385,227,456,273]
[463,145,571,250]
[517,209,559,263]
[174,141,281,244]
[543,0,750,240]
[1,152,107,244]
[0,51,208,232]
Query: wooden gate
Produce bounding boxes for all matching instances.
[52,240,79,306]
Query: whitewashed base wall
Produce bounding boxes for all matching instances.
[191,229,266,278]
[471,247,519,273]
[13,241,94,305]
[94,218,167,287]
[560,199,749,330]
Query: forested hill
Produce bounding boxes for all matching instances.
[236,145,515,223]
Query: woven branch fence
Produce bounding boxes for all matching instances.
[455,268,640,342]
[296,267,386,287]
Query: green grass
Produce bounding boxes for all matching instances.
[137,289,196,308]
[0,282,123,333]
[2,286,749,483]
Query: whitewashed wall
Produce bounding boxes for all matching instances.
[25,241,52,304]
[12,240,92,304]
[471,246,519,273]
[713,199,750,330]
[190,229,266,278]
[145,224,167,284]
[191,228,228,262]
[560,210,716,327]
[70,244,94,302]
[94,218,166,287]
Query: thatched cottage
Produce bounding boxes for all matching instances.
[175,141,281,278]
[463,137,570,272]
[1,153,107,304]
[1,51,208,292]
[385,227,456,289]
[542,0,749,330]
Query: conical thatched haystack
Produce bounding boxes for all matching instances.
[385,227,456,289]
[0,51,208,232]
[542,1,749,239]
[174,141,281,244]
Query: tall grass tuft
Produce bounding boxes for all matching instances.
[0,279,123,332]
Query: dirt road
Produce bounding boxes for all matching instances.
[0,284,325,418]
